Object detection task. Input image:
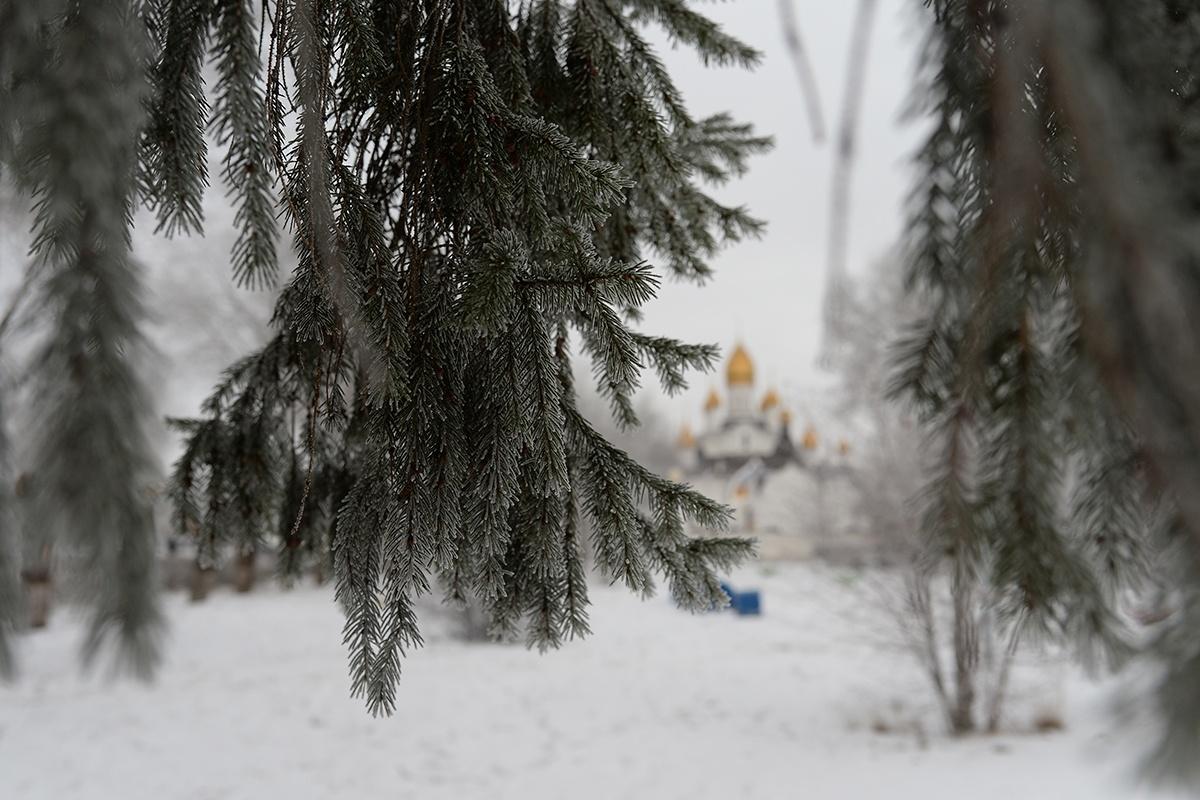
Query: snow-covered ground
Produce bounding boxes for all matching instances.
[0,563,1186,800]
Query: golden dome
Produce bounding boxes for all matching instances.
[677,423,696,449]
[733,484,750,501]
[726,343,754,387]
[704,388,721,413]
[802,425,818,451]
[780,408,793,425]
[760,388,780,411]
[838,438,851,456]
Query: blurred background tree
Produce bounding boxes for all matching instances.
[884,0,1198,781]
[782,0,1200,773]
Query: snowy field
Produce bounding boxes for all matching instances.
[0,563,1187,800]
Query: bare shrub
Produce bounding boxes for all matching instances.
[835,258,1024,735]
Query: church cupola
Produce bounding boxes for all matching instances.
[725,343,755,418]
[802,424,818,451]
[677,423,697,449]
[702,388,722,434]
[676,422,699,472]
[760,388,780,412]
[726,343,754,387]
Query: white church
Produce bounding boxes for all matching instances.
[672,343,868,561]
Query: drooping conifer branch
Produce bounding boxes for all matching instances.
[137,0,768,714]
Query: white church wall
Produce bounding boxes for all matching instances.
[671,342,880,562]
[700,421,777,461]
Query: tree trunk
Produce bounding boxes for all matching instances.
[17,485,52,628]
[21,566,51,629]
[233,548,256,593]
[189,559,215,602]
[163,537,187,591]
[907,571,954,726]
[949,553,979,735]
[986,623,1023,733]
[457,598,491,642]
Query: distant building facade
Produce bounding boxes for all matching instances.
[673,343,868,561]
[676,343,798,476]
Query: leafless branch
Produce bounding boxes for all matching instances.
[826,0,879,293]
[777,0,827,143]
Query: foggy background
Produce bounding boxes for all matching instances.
[642,0,922,421]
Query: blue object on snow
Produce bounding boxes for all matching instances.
[730,590,761,616]
[702,580,761,615]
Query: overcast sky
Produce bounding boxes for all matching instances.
[640,0,924,427]
[0,1,926,442]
